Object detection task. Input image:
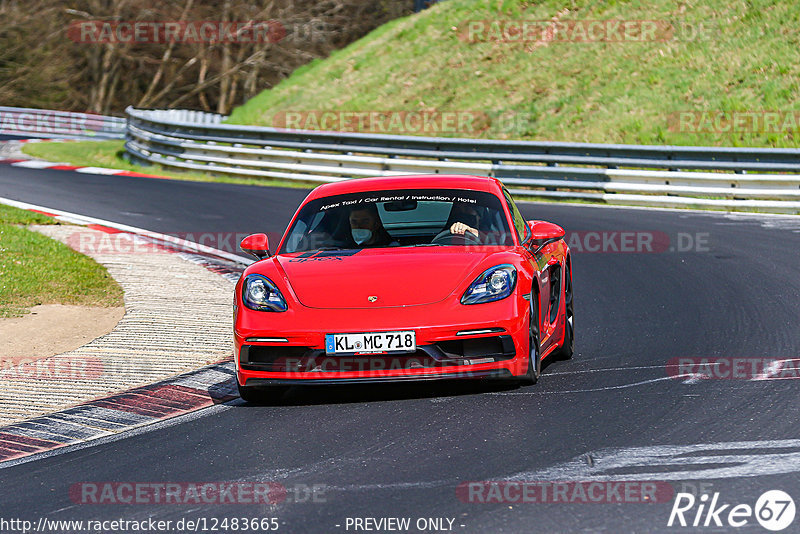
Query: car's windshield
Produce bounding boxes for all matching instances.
[280,189,514,253]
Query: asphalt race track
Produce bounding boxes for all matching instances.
[1,166,799,533]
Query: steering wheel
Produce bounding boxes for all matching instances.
[297,232,345,251]
[431,228,481,245]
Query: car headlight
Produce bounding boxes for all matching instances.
[461,264,517,305]
[242,274,288,312]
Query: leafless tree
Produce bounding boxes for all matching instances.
[0,0,413,114]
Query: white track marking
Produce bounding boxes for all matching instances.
[752,359,800,380]
[507,439,800,481]
[547,364,679,375]
[681,373,710,384]
[490,375,692,395]
[72,166,124,175]
[10,160,70,168]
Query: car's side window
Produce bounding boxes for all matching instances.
[502,188,528,243]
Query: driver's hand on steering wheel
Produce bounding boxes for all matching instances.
[450,222,479,238]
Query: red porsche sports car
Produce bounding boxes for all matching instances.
[234,174,573,401]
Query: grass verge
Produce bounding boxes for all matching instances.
[0,204,124,318]
[228,0,800,148]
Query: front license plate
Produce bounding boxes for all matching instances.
[325,331,416,354]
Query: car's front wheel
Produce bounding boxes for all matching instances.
[519,292,541,385]
[552,262,574,361]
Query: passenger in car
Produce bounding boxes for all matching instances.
[348,204,397,247]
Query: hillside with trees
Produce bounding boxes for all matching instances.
[0,0,413,114]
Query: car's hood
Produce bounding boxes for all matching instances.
[275,248,488,309]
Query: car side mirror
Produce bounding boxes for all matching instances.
[525,221,565,253]
[240,233,270,260]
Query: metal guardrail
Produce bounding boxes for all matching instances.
[0,106,125,139]
[125,107,800,214]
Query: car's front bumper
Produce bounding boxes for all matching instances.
[234,297,529,386]
[243,368,515,387]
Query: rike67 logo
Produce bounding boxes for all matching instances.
[668,490,795,531]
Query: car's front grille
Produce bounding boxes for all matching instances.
[435,335,515,360]
[241,345,446,372]
[242,344,312,364]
